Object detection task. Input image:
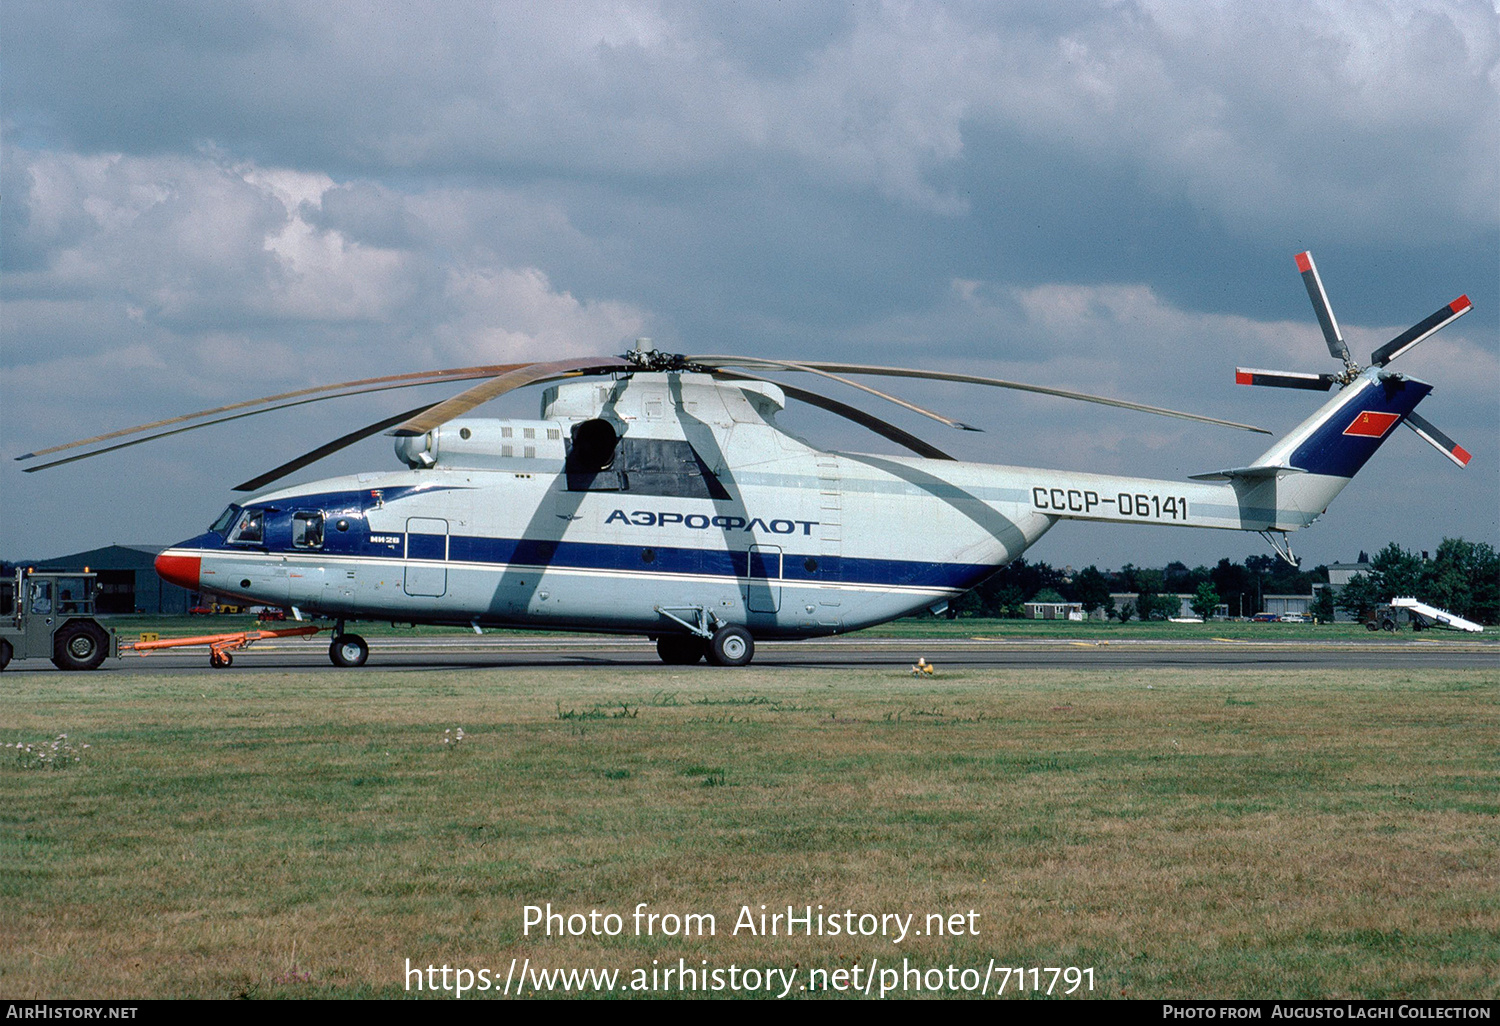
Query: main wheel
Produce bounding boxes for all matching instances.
[707,625,754,667]
[330,633,369,668]
[51,622,109,671]
[0,639,12,672]
[656,635,707,665]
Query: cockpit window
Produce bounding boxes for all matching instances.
[210,504,242,537]
[228,508,264,545]
[292,512,324,549]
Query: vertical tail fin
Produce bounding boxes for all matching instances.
[1241,369,1432,524]
[1250,370,1431,478]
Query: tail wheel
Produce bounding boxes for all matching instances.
[51,622,109,671]
[656,635,707,665]
[330,634,369,668]
[707,625,754,667]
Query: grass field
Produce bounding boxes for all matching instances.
[2,665,1496,999]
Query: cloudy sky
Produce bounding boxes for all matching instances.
[3,0,1496,572]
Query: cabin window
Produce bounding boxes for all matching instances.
[228,508,264,545]
[209,504,241,537]
[292,512,325,549]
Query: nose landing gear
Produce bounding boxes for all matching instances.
[329,621,369,667]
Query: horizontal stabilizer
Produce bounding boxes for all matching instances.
[1188,465,1302,482]
[1235,367,1337,391]
[1404,411,1471,468]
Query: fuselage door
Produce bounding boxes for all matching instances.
[745,544,782,613]
[404,517,449,597]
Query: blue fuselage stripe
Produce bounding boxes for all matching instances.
[182,529,995,593]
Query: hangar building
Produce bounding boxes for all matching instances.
[27,545,196,614]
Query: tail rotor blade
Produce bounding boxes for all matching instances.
[1296,251,1352,365]
[1404,411,1472,468]
[1370,296,1472,367]
[1235,368,1338,391]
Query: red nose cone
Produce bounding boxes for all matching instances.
[155,552,201,590]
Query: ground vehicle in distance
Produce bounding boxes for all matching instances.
[1366,597,1482,633]
[0,569,117,671]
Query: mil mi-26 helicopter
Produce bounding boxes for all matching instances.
[21,252,1472,668]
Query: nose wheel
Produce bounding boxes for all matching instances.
[330,633,369,668]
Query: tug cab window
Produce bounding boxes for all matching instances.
[228,508,264,545]
[292,512,325,549]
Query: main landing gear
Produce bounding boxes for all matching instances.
[329,622,369,668]
[652,607,755,667]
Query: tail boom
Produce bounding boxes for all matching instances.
[1020,368,1433,536]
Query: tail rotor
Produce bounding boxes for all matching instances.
[1235,250,1474,468]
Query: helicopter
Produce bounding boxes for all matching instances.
[20,252,1472,668]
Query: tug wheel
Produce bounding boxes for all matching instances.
[51,622,109,671]
[209,650,233,668]
[330,634,369,668]
[707,625,754,667]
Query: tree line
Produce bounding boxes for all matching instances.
[1331,540,1499,625]
[946,538,1498,625]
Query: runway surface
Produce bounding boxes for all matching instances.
[7,635,1496,673]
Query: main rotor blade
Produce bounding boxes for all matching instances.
[1403,411,1471,468]
[21,379,480,474]
[1234,367,1338,391]
[711,370,955,460]
[1295,251,1351,365]
[701,358,1270,435]
[391,357,628,436]
[15,363,529,462]
[1370,295,1471,367]
[233,404,442,492]
[693,356,980,432]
